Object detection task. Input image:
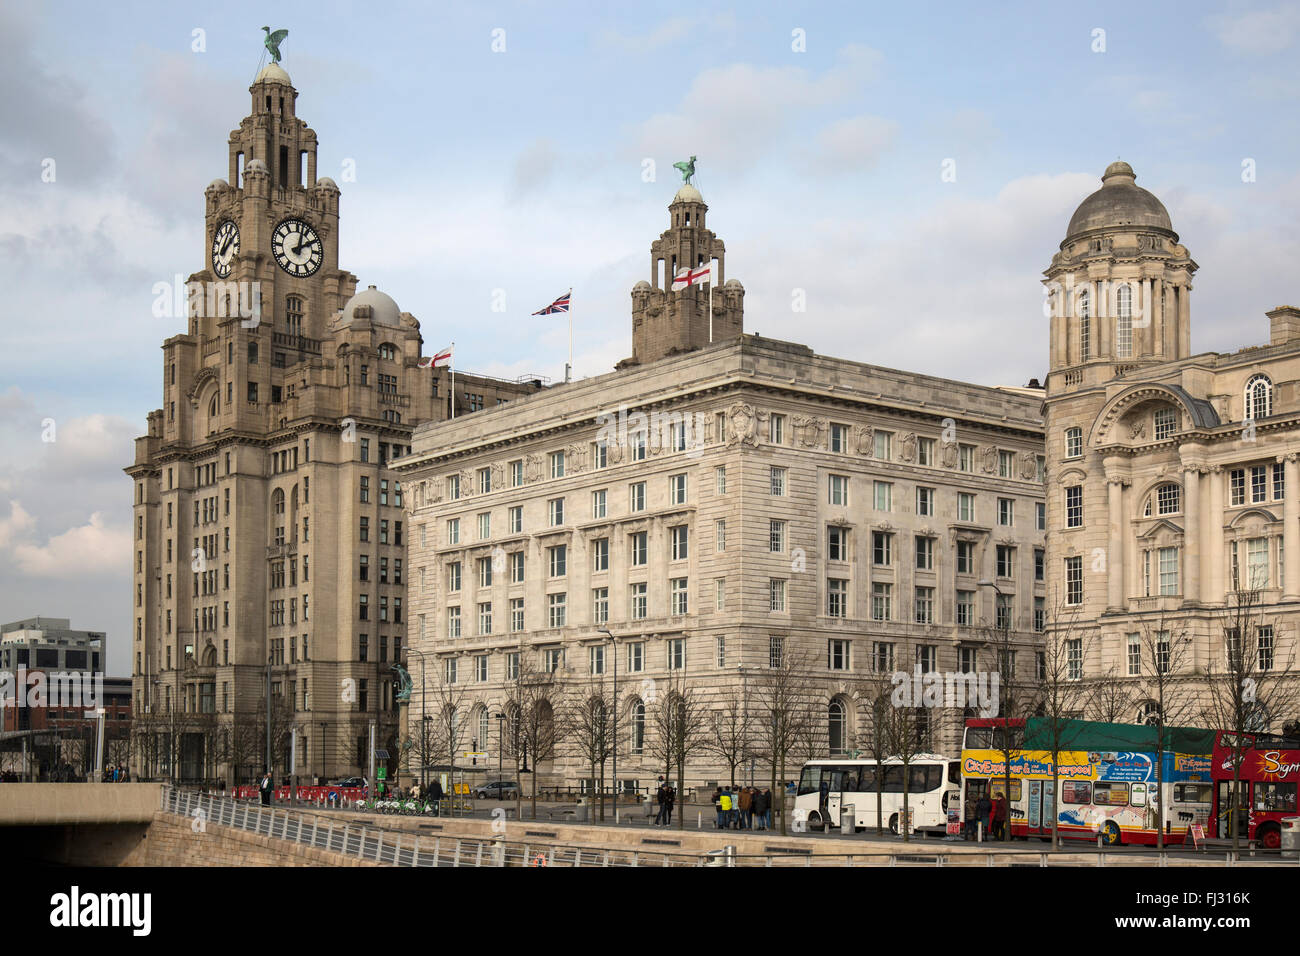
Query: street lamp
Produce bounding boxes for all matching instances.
[977,578,1012,844]
[494,712,505,791]
[599,628,618,822]
[405,647,430,789]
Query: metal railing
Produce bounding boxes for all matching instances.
[159,787,1295,868]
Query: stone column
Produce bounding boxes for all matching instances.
[1178,282,1192,358]
[1182,465,1201,604]
[1206,466,1225,604]
[1105,459,1127,612]
[1284,454,1300,601]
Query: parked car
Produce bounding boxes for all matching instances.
[334,777,366,789]
[472,780,520,799]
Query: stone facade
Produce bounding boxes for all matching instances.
[125,65,542,785]
[1043,161,1300,727]
[397,193,1047,788]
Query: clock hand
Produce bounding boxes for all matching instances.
[292,235,305,257]
[219,233,233,257]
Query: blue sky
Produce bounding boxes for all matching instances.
[2,0,1298,674]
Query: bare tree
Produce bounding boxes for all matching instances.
[562,678,616,820]
[1132,612,1197,850]
[1038,598,1098,849]
[502,655,565,820]
[1085,667,1138,724]
[751,645,820,835]
[855,669,894,835]
[422,662,471,804]
[701,687,754,789]
[981,621,1038,844]
[647,667,708,830]
[1202,586,1296,849]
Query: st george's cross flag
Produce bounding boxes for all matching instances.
[418,344,453,368]
[532,290,571,315]
[671,262,713,291]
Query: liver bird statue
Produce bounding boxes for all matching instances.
[262,26,289,64]
[673,155,697,185]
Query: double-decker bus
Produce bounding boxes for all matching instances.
[1211,730,1300,849]
[794,755,960,834]
[961,717,1214,846]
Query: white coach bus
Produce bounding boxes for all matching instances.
[794,755,960,834]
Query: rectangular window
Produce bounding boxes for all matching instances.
[1154,408,1177,440]
[830,423,848,453]
[548,545,567,578]
[916,486,934,517]
[873,481,892,512]
[509,552,524,584]
[447,607,461,639]
[769,414,784,444]
[593,537,609,573]
[1158,546,1179,595]
[669,473,687,505]
[548,497,564,527]
[671,577,689,615]
[1230,469,1245,506]
[1065,556,1083,605]
[509,505,522,534]
[828,639,850,670]
[827,526,847,562]
[667,638,685,670]
[769,519,786,553]
[715,519,726,553]
[770,635,785,668]
[716,635,727,668]
[996,545,1014,578]
[714,466,726,496]
[505,652,520,680]
[872,531,892,566]
[510,460,523,487]
[477,556,493,588]
[917,645,936,673]
[671,526,689,561]
[1066,486,1083,528]
[959,443,974,472]
[627,641,644,673]
[769,579,786,612]
[630,532,648,566]
[828,474,849,506]
[1067,638,1083,680]
[915,535,933,571]
[871,582,892,621]
[1251,465,1267,503]
[448,561,461,592]
[827,578,848,618]
[630,482,646,513]
[478,602,493,635]
[769,466,786,496]
[998,450,1014,478]
[592,440,608,470]
[998,498,1014,526]
[1034,548,1045,581]
[1274,463,1285,501]
[549,450,565,479]
[956,540,974,575]
[510,597,524,632]
[591,489,606,519]
[547,592,567,628]
[956,590,974,626]
[447,518,460,545]
[630,582,647,620]
[715,578,725,611]
[589,644,605,676]
[1246,537,1269,589]
[873,642,894,672]
[874,431,892,460]
[1260,625,1275,671]
[477,512,491,540]
[476,655,489,682]
[593,587,609,625]
[958,492,975,522]
[914,586,934,624]
[917,437,935,467]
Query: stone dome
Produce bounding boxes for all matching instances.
[1065,161,1174,241]
[254,62,292,86]
[672,183,704,204]
[339,285,402,328]
[205,178,229,193]
[724,277,744,289]
[244,158,269,176]
[314,177,339,192]
[632,279,651,291]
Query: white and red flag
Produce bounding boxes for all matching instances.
[671,262,713,291]
[418,344,453,368]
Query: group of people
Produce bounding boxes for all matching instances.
[712,785,773,830]
[967,790,1009,840]
[651,781,677,825]
[101,764,130,782]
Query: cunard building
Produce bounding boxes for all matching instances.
[126,59,542,784]
[395,180,1049,791]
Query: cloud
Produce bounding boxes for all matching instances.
[9,510,130,578]
[509,138,559,200]
[804,114,897,173]
[1208,4,1300,54]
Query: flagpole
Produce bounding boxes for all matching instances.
[708,263,714,344]
[567,290,573,384]
[450,341,456,420]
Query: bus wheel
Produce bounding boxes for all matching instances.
[889,814,900,835]
[1101,821,1121,846]
[1258,825,1281,850]
[808,812,825,832]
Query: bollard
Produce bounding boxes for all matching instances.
[697,811,701,829]
[977,821,983,843]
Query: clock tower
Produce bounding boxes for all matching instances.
[127,60,543,786]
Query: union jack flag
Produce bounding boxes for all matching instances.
[532,290,571,315]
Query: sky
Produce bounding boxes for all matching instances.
[1,0,1298,676]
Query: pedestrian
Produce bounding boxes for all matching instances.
[653,782,667,825]
[964,789,978,841]
[992,791,1008,841]
[738,785,753,829]
[259,768,273,807]
[712,786,725,829]
[664,784,675,825]
[429,777,444,816]
[974,791,991,841]
[751,786,768,831]
[818,778,830,828]
[763,788,774,829]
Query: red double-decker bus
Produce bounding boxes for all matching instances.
[1211,730,1300,849]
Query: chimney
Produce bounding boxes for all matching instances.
[1268,305,1300,346]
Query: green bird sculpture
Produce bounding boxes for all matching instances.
[262,26,289,64]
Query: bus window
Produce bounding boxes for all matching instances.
[1254,782,1297,812]
[1173,783,1212,804]
[1129,782,1146,808]
[948,761,961,785]
[1093,782,1128,806]
[859,766,878,791]
[882,766,904,792]
[910,765,938,792]
[797,766,825,796]
[1062,781,1092,805]
[965,728,994,749]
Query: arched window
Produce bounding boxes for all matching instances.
[378,343,397,361]
[1144,482,1181,517]
[476,706,490,753]
[630,700,645,755]
[1245,374,1272,421]
[1064,427,1083,459]
[828,699,847,756]
[1115,284,1133,357]
[272,488,285,515]
[1136,701,1161,726]
[1078,287,1091,360]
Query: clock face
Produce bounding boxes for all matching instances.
[211,220,239,278]
[271,218,323,278]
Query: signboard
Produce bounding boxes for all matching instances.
[1190,823,1205,848]
[946,807,961,835]
[377,767,387,780]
